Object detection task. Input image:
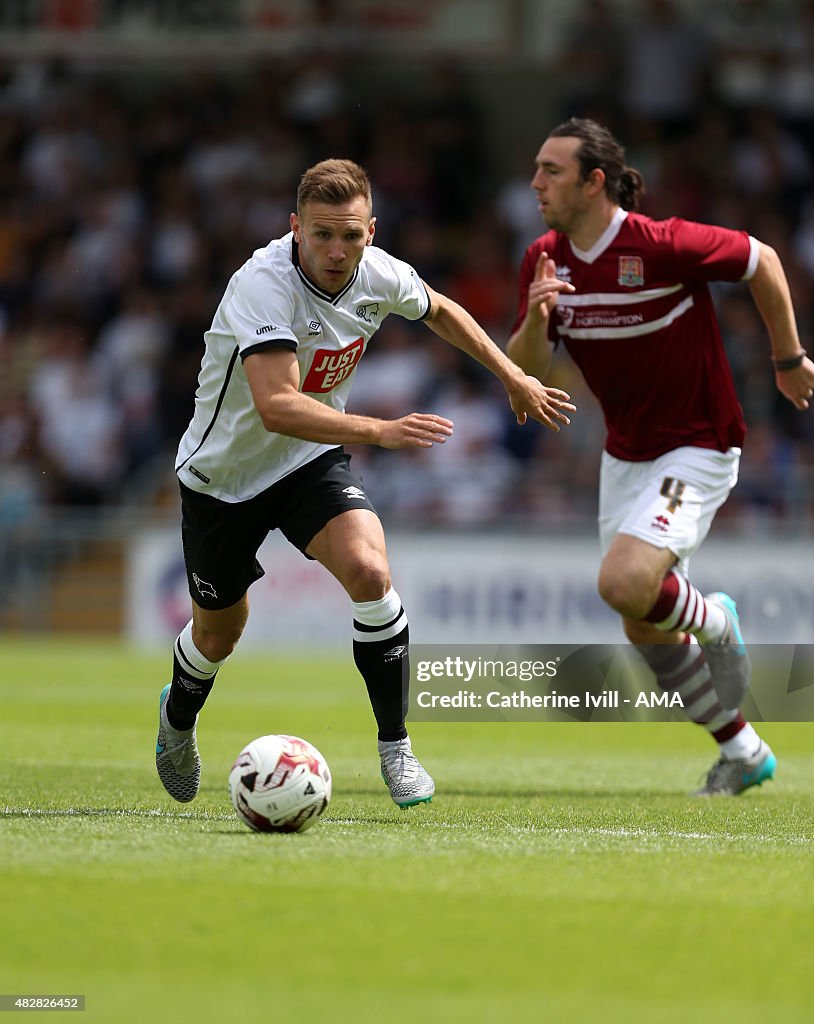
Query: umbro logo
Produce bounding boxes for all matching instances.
[177,675,204,693]
[255,323,279,335]
[355,302,379,323]
[308,320,321,336]
[342,485,367,501]
[383,644,407,662]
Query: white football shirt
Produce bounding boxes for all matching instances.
[175,232,431,501]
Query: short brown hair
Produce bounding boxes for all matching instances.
[296,158,372,213]
[548,118,645,211]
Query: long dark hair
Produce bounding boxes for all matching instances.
[548,118,645,210]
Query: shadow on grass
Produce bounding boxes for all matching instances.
[1,805,418,833]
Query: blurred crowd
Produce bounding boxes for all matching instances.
[1,0,814,536]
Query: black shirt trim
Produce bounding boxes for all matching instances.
[240,337,298,361]
[417,278,432,321]
[291,237,359,305]
[175,346,240,474]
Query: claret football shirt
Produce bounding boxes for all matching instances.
[513,208,759,461]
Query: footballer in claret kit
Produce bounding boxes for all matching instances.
[509,118,814,797]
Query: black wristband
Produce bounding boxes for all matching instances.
[772,350,807,371]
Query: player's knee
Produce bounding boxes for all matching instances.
[343,557,390,603]
[597,565,651,619]
[194,625,243,662]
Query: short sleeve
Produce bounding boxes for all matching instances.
[669,218,754,284]
[224,266,299,361]
[388,255,432,321]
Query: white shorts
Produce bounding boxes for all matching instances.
[598,446,740,574]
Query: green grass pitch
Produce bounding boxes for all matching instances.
[1,637,813,1023]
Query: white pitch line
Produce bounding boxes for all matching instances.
[328,817,812,846]
[5,808,812,846]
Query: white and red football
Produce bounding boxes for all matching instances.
[228,734,331,833]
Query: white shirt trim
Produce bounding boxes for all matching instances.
[557,295,695,340]
[569,207,628,264]
[742,235,760,281]
[558,283,684,307]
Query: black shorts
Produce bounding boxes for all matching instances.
[179,447,377,610]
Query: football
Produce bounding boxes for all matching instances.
[228,734,332,833]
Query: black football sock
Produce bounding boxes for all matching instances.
[166,653,216,730]
[351,590,410,742]
[165,622,227,730]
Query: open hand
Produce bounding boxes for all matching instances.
[508,375,576,432]
[377,413,454,449]
[775,354,814,411]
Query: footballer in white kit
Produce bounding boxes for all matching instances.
[176,231,431,502]
[155,158,576,811]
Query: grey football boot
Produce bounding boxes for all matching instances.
[379,737,434,807]
[695,741,776,797]
[155,683,201,803]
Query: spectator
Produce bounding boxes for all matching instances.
[0,34,810,535]
[29,321,125,507]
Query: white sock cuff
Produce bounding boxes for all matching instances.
[351,587,404,627]
[352,588,407,643]
[175,620,227,679]
[719,722,761,760]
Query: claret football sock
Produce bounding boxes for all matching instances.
[351,587,410,742]
[166,620,228,730]
[638,635,741,738]
[636,635,771,797]
[644,569,727,643]
[645,571,750,709]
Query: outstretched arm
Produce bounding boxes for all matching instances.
[422,279,576,432]
[749,241,814,411]
[244,349,453,449]
[507,251,568,381]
